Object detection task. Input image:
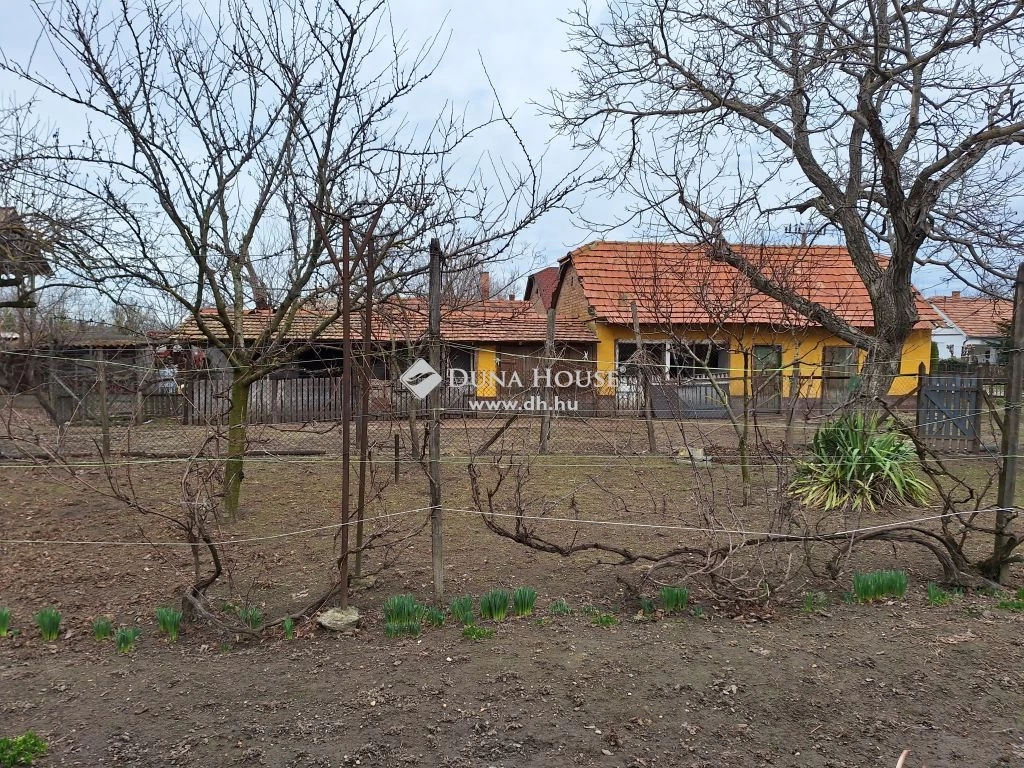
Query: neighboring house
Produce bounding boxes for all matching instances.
[0,207,51,309]
[547,241,939,411]
[524,266,560,313]
[927,291,1012,363]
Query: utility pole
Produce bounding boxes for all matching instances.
[427,238,444,603]
[338,217,353,608]
[631,300,657,454]
[994,262,1024,582]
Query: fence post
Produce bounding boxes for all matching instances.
[539,308,555,454]
[95,347,111,458]
[427,237,444,604]
[631,301,657,454]
[994,263,1024,582]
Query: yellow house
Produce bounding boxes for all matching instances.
[547,241,937,410]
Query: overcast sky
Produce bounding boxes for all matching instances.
[0,0,964,297]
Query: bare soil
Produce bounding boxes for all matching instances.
[2,423,1023,768]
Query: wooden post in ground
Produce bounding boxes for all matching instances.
[539,308,555,454]
[355,236,375,579]
[427,237,444,603]
[338,217,353,609]
[95,347,111,458]
[631,301,657,454]
[994,263,1024,582]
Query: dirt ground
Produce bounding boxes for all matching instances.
[2,423,1024,767]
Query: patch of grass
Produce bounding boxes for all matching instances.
[0,608,10,638]
[0,731,48,767]
[155,607,183,642]
[424,607,445,628]
[479,589,510,622]
[382,594,425,638]
[449,595,474,626]
[840,591,855,604]
[802,591,829,614]
[977,585,1001,597]
[852,569,908,602]
[92,617,113,641]
[114,626,141,654]
[511,587,537,617]
[282,617,296,640]
[550,598,572,616]
[996,587,1024,612]
[691,605,704,618]
[659,586,690,613]
[461,624,495,641]
[579,604,600,617]
[639,597,655,617]
[926,583,955,607]
[592,612,618,628]
[237,606,264,631]
[33,608,61,642]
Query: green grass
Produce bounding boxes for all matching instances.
[382,594,425,638]
[33,608,61,641]
[237,606,263,631]
[639,597,655,617]
[659,586,690,613]
[550,598,572,616]
[691,605,704,618]
[282,617,296,639]
[926,583,955,607]
[0,608,10,638]
[449,595,474,626]
[852,570,908,602]
[592,612,618,627]
[996,587,1024,612]
[424,607,446,627]
[462,625,495,641]
[479,589,510,622]
[802,591,829,614]
[114,626,141,654]
[511,587,537,617]
[155,607,183,642]
[92,617,113,641]
[0,731,48,767]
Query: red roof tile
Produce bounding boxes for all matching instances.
[524,266,560,309]
[561,241,938,330]
[177,297,595,345]
[928,293,1012,338]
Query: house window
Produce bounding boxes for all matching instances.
[616,341,668,377]
[668,343,726,378]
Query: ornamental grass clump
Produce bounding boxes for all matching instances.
[550,598,572,616]
[659,586,690,613]
[0,608,10,638]
[852,569,908,602]
[926,583,954,607]
[282,617,296,639]
[155,607,183,642]
[424,607,445,628]
[382,594,425,638]
[237,606,263,631]
[115,626,141,654]
[34,608,61,641]
[92,617,113,641]
[479,589,510,622]
[789,413,930,512]
[511,587,537,617]
[449,595,474,626]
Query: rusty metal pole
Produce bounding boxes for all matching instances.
[338,217,353,608]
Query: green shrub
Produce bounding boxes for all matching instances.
[479,589,510,622]
[449,595,474,626]
[382,594,425,638]
[0,609,10,638]
[550,598,572,616]
[115,626,141,654]
[0,731,48,766]
[511,587,537,617]
[852,570,908,602]
[92,617,113,641]
[462,625,495,641]
[33,608,61,641]
[789,414,930,512]
[155,607,183,642]
[659,586,690,613]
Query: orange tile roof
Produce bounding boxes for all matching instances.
[561,241,938,330]
[524,266,560,309]
[177,297,595,344]
[928,293,1012,338]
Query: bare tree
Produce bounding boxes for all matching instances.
[4,0,585,517]
[550,0,1024,398]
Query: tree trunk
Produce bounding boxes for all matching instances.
[223,376,251,519]
[855,339,902,403]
